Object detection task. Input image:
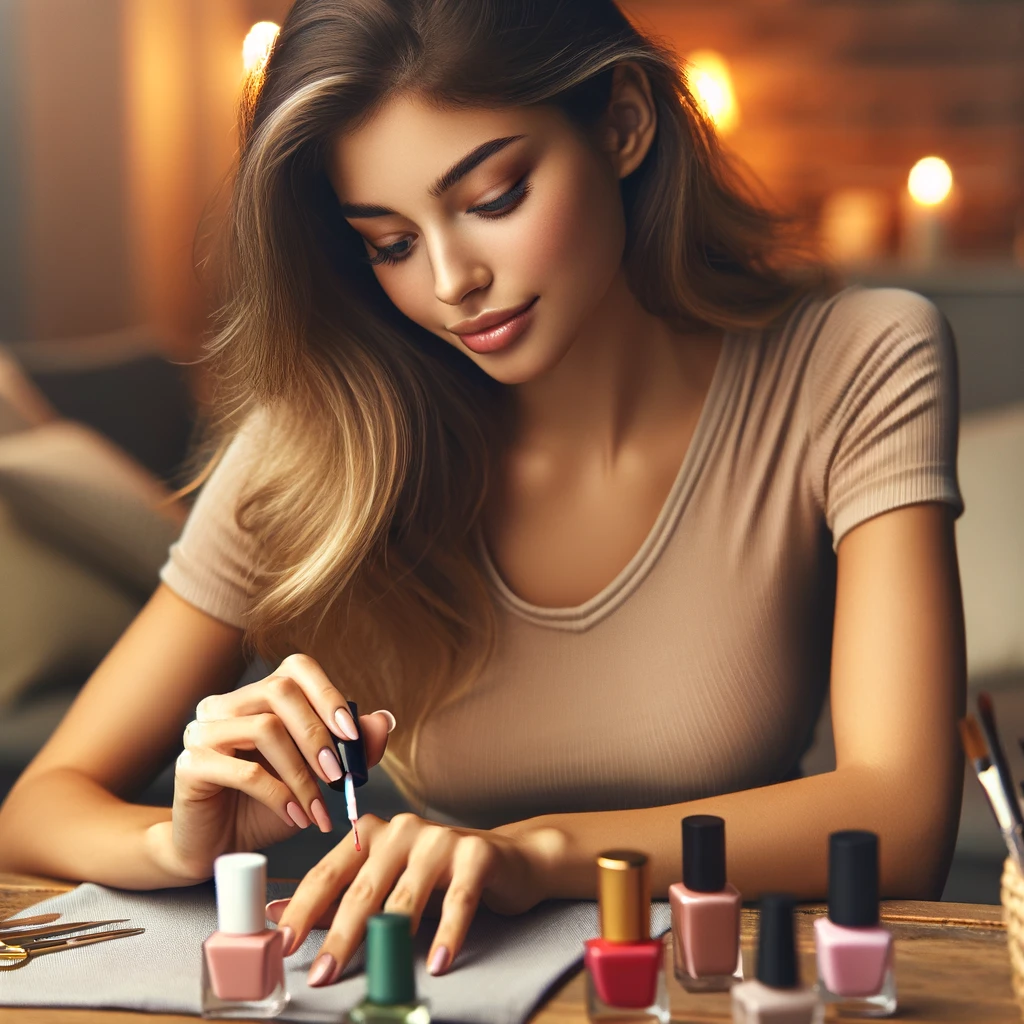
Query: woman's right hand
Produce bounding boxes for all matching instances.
[148,653,395,883]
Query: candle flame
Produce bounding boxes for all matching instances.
[908,156,953,207]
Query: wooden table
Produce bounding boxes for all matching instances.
[1,872,1020,1022]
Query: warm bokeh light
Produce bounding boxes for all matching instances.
[907,156,953,207]
[243,21,280,74]
[685,50,739,134]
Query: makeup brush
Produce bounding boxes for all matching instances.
[959,715,1024,867]
[976,692,1024,829]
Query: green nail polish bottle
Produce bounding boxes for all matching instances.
[347,913,431,1023]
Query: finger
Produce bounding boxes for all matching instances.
[184,716,328,831]
[277,814,388,957]
[198,653,359,742]
[266,897,339,931]
[307,812,425,986]
[359,709,396,769]
[382,824,458,934]
[198,675,346,790]
[425,834,496,976]
[174,746,298,830]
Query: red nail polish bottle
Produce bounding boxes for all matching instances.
[201,853,288,1019]
[583,850,670,1023]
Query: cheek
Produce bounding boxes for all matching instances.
[514,165,624,300]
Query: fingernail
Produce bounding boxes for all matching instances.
[428,944,450,976]
[310,797,332,833]
[279,925,295,956]
[317,746,343,782]
[266,898,290,923]
[286,801,310,829]
[372,709,397,734]
[308,952,338,987]
[335,708,359,741]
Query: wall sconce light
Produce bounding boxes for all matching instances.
[243,21,281,76]
[900,156,954,268]
[684,50,739,135]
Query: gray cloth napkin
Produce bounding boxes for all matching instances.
[0,881,672,1023]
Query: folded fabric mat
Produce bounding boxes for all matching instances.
[0,881,673,1023]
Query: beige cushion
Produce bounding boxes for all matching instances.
[0,496,139,708]
[0,421,184,597]
[956,403,1024,684]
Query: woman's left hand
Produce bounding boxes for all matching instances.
[270,812,561,986]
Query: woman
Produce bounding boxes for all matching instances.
[0,0,966,989]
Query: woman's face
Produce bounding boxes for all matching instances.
[328,94,628,385]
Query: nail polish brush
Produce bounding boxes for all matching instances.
[327,699,369,851]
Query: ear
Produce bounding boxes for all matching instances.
[598,62,658,179]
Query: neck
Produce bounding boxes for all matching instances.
[509,270,724,459]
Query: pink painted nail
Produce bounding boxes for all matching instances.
[334,708,359,741]
[266,898,290,923]
[372,709,397,734]
[308,952,338,987]
[286,801,310,829]
[428,944,450,975]
[279,925,295,956]
[317,746,343,782]
[310,797,333,833]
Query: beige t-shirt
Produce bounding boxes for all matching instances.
[160,285,964,828]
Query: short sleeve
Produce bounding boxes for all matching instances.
[807,286,965,551]
[158,412,269,627]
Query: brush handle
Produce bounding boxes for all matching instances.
[978,696,1024,829]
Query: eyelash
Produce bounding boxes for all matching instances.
[362,176,533,268]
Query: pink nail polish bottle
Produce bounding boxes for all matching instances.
[201,852,289,1019]
[814,830,897,1016]
[668,814,743,991]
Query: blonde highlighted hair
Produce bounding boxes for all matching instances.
[183,0,838,807]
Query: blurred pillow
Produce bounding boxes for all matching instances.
[956,402,1024,684]
[0,496,139,709]
[0,421,185,598]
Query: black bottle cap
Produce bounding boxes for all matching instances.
[681,815,726,892]
[828,830,879,926]
[755,893,799,988]
[327,699,369,791]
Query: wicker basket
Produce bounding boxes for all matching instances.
[1001,856,1024,1014]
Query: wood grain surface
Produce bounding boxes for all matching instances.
[0,875,1018,1022]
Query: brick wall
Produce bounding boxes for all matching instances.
[622,0,1024,258]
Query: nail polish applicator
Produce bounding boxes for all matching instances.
[328,699,369,851]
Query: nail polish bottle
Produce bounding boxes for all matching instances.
[814,830,897,1016]
[583,850,670,1023]
[669,814,743,991]
[347,913,431,1023]
[327,699,368,793]
[201,852,288,1019]
[731,893,823,1024]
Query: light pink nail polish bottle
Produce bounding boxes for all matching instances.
[813,830,896,1017]
[668,814,743,992]
[201,852,289,1019]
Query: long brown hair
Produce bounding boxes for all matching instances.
[184,0,838,806]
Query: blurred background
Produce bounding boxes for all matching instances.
[0,0,1021,898]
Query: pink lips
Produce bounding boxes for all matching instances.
[452,297,538,354]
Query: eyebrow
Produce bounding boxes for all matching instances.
[337,134,526,219]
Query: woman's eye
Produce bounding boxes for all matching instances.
[361,176,532,268]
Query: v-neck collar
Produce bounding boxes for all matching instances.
[476,328,740,631]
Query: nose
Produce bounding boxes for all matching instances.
[428,232,491,307]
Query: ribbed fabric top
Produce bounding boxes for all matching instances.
[159,285,964,828]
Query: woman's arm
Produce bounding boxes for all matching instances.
[0,584,248,887]
[499,501,967,902]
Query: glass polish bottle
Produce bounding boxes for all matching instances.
[731,893,823,1024]
[669,814,743,991]
[583,850,670,1023]
[347,913,431,1023]
[201,852,288,1019]
[814,830,897,1016]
